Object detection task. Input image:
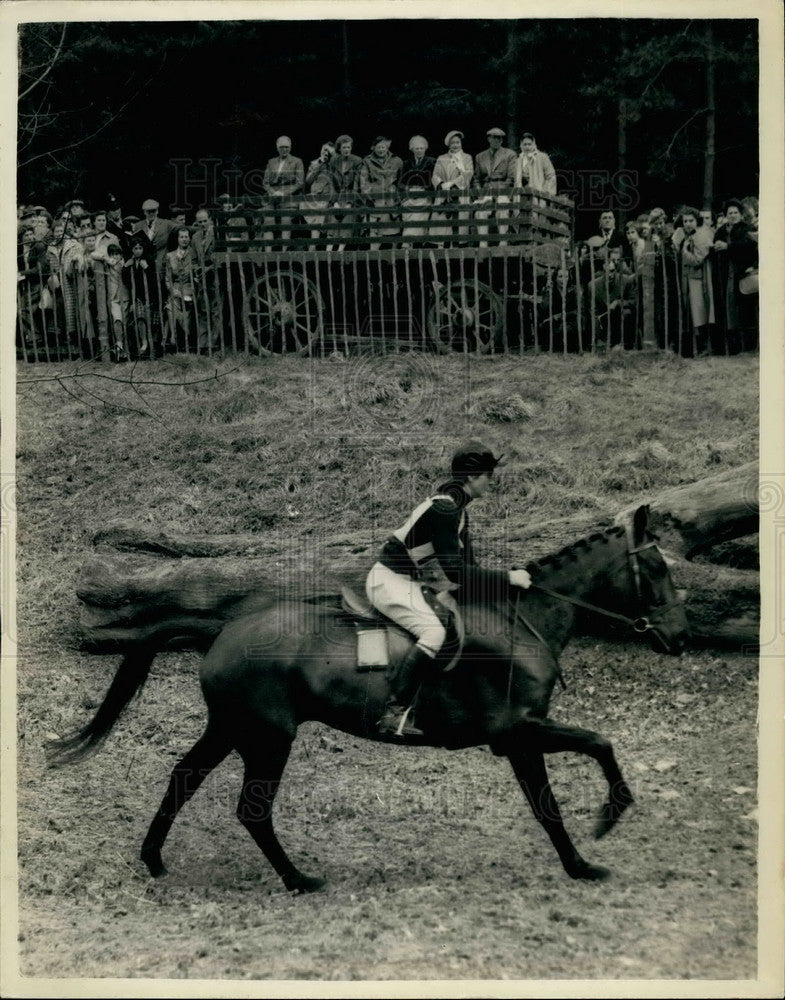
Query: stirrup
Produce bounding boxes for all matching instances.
[377,703,423,738]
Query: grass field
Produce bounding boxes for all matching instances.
[14,349,759,983]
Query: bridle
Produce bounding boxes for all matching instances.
[524,528,683,646]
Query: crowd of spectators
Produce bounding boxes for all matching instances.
[571,197,759,355]
[17,126,759,359]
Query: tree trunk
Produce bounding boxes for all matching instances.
[341,22,351,115]
[702,22,716,211]
[77,463,760,653]
[617,21,629,226]
[505,21,520,149]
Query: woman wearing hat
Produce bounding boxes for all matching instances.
[399,135,436,246]
[366,441,531,737]
[431,131,474,242]
[359,136,403,250]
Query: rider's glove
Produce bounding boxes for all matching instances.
[508,568,532,590]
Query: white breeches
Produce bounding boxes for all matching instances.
[365,562,446,657]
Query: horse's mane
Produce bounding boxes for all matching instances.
[525,525,624,577]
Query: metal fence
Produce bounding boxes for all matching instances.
[16,192,758,361]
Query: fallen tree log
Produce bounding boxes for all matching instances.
[77,472,760,654]
[614,460,758,559]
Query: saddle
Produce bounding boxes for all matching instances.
[339,585,463,673]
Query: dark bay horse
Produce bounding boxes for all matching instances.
[50,505,688,892]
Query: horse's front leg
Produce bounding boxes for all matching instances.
[518,717,635,839]
[506,748,611,882]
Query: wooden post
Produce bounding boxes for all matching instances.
[640,239,657,351]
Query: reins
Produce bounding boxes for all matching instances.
[505,533,682,696]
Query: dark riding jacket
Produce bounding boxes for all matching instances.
[377,479,509,601]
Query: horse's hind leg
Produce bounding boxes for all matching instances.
[236,740,325,895]
[521,718,635,840]
[140,721,231,878]
[507,748,611,882]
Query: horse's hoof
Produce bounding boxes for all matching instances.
[594,784,635,839]
[568,860,611,882]
[286,873,326,894]
[141,849,168,879]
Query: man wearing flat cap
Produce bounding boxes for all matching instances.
[132,199,178,273]
[474,128,517,247]
[359,136,403,250]
[262,136,305,248]
[365,440,530,737]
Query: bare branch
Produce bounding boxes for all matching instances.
[18,23,67,100]
[658,108,707,163]
[18,60,165,169]
[17,362,246,389]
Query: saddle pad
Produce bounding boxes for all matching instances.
[356,627,389,668]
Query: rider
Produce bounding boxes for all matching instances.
[366,441,532,737]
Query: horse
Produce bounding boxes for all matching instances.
[49,505,688,893]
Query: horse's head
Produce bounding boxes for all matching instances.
[616,505,690,655]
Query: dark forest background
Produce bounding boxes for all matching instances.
[18,18,759,237]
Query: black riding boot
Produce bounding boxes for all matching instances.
[377,645,434,737]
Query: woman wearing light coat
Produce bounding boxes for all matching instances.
[431,130,474,241]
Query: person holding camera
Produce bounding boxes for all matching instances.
[303,142,338,249]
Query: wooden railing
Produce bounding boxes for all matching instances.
[212,189,573,253]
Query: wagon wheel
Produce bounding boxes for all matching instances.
[427,280,503,353]
[245,269,324,354]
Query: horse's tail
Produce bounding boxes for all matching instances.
[46,621,217,767]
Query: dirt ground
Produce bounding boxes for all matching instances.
[12,352,760,985]
[16,639,757,982]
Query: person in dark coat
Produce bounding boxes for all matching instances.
[122,233,158,356]
[712,199,758,353]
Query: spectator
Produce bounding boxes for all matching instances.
[360,135,403,250]
[712,199,758,352]
[170,205,188,227]
[191,208,221,351]
[514,132,557,233]
[263,136,305,247]
[77,229,98,355]
[132,199,177,274]
[216,193,250,246]
[303,142,337,249]
[625,219,648,268]
[104,243,130,361]
[399,135,436,247]
[699,209,716,235]
[64,198,86,222]
[741,196,758,241]
[586,245,637,348]
[514,132,556,194]
[648,206,680,348]
[474,127,517,247]
[90,210,121,353]
[648,207,673,242]
[123,234,157,357]
[17,223,49,353]
[165,227,206,351]
[594,210,631,259]
[432,130,474,242]
[330,134,363,248]
[678,206,715,356]
[31,205,52,242]
[44,219,84,354]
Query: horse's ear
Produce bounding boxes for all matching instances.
[632,504,650,545]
